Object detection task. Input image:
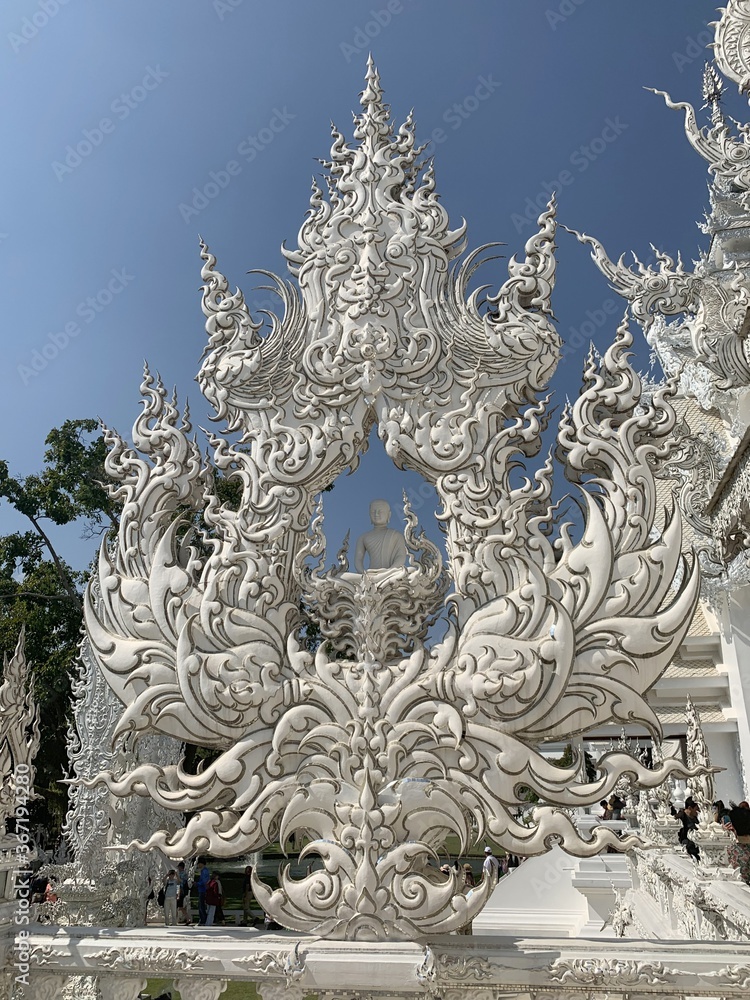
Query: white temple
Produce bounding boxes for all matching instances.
[2,4,750,999]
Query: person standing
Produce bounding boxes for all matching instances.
[677,801,700,860]
[205,872,224,927]
[177,861,192,925]
[196,859,211,925]
[482,847,500,882]
[162,870,179,927]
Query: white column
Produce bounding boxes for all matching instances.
[718,587,750,795]
[99,976,147,1000]
[173,978,228,1000]
[705,728,744,804]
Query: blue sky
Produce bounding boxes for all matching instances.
[0,0,735,570]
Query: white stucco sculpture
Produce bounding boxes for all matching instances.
[0,628,39,837]
[354,499,407,573]
[81,60,705,941]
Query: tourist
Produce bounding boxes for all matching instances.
[30,873,48,905]
[482,847,500,881]
[677,801,700,860]
[242,865,255,925]
[724,806,750,883]
[713,800,730,824]
[205,871,224,926]
[599,799,612,820]
[144,875,155,925]
[162,869,179,926]
[196,859,211,925]
[456,863,476,936]
[177,861,192,925]
[608,794,625,820]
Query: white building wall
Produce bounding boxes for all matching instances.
[718,586,750,799]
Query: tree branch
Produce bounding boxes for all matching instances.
[0,591,78,603]
[26,514,82,607]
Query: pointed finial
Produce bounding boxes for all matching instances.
[702,62,726,127]
[354,55,390,149]
[362,54,383,109]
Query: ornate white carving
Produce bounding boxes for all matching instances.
[0,628,40,834]
[80,63,704,941]
[709,964,750,989]
[173,979,228,1000]
[564,227,699,329]
[435,953,494,981]
[254,984,303,1000]
[547,957,673,987]
[59,975,100,1000]
[233,942,305,985]
[30,974,69,1000]
[88,946,203,972]
[299,494,449,661]
[685,696,736,869]
[715,1,750,92]
[58,629,183,925]
[652,81,750,189]
[99,976,146,1000]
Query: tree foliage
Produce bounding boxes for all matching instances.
[0,419,117,837]
[0,418,331,839]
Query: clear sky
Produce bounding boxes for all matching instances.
[0,0,735,570]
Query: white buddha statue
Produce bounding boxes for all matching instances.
[354,499,407,573]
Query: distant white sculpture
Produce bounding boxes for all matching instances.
[353,499,407,573]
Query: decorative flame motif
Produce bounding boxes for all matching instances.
[83,64,702,940]
[0,628,40,834]
[563,227,699,330]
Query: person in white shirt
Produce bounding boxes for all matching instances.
[483,846,500,881]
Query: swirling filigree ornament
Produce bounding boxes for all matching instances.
[80,63,706,941]
[715,0,750,93]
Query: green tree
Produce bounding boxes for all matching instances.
[0,419,117,838]
[0,419,331,840]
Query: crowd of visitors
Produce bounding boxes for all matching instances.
[141,798,750,933]
[675,796,750,882]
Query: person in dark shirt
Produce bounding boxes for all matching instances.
[196,859,211,925]
[677,802,700,860]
